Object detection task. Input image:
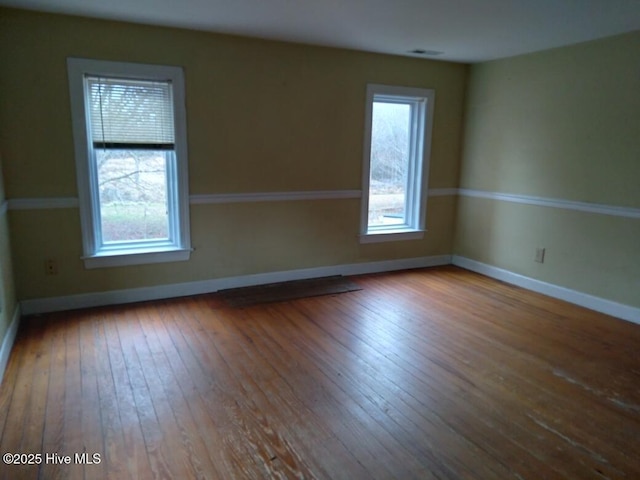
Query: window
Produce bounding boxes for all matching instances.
[360,84,435,243]
[67,58,191,268]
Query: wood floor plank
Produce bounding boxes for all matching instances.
[183,296,326,479]
[39,314,70,480]
[58,311,83,480]
[90,310,131,480]
[288,299,535,479]
[352,272,633,478]
[194,298,372,480]
[0,332,20,439]
[1,266,638,479]
[261,300,485,479]
[114,306,185,479]
[229,309,382,479]
[131,303,220,479]
[78,310,107,480]
[237,304,451,480]
[102,308,153,479]
[166,300,275,479]
[391,272,640,456]
[137,304,224,479]
[151,302,243,479]
[295,295,563,479]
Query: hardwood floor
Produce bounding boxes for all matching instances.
[1,266,639,479]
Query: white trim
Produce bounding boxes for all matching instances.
[7,197,79,210]
[17,251,640,323]
[83,247,192,269]
[6,190,637,220]
[190,190,362,204]
[20,255,451,315]
[4,189,459,210]
[452,255,640,325]
[458,189,640,219]
[0,305,21,385]
[359,229,425,243]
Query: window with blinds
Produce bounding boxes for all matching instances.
[67,58,191,268]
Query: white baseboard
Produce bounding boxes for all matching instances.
[17,254,639,326]
[20,255,452,315]
[0,305,21,385]
[452,255,640,325]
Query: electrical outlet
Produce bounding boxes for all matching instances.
[535,247,546,264]
[45,259,58,275]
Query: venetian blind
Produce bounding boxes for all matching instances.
[87,76,175,149]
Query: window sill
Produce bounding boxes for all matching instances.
[82,247,192,269]
[359,229,425,244]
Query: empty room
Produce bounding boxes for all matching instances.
[0,1,639,478]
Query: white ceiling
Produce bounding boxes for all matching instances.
[2,0,639,63]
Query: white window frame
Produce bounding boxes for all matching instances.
[360,84,435,243]
[67,58,191,268]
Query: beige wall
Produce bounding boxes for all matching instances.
[0,8,467,301]
[455,31,640,307]
[2,8,636,313]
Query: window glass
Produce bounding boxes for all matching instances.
[97,149,169,243]
[369,101,411,227]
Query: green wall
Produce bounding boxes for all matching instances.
[0,152,18,353]
[455,31,640,308]
[0,8,466,301]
